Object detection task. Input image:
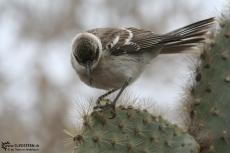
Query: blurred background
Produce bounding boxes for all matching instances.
[0,0,227,153]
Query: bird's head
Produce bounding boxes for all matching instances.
[71,32,102,83]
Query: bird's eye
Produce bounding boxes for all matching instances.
[73,52,81,63]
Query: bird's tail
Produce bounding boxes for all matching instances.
[160,17,216,54]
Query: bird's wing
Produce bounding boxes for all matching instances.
[87,17,215,56]
[87,27,164,56]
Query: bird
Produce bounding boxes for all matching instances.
[71,17,215,110]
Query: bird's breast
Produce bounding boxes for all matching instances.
[78,55,144,90]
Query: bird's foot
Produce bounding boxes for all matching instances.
[93,98,116,119]
[94,98,114,110]
[93,78,131,119]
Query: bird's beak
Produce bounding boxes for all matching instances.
[86,62,92,85]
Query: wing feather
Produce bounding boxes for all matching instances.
[86,18,215,56]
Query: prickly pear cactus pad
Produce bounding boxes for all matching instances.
[74,106,199,153]
[189,16,230,153]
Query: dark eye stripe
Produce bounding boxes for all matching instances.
[73,46,100,65]
[95,48,99,59]
[73,51,82,63]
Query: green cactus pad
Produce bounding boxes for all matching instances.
[74,106,199,153]
[190,16,230,153]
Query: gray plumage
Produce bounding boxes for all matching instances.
[71,17,215,90]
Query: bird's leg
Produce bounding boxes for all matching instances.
[94,78,131,109]
[111,77,131,106]
[96,88,118,105]
[93,78,131,119]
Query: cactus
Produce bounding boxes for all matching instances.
[73,106,199,153]
[189,15,230,153]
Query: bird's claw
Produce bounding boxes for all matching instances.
[94,98,116,119]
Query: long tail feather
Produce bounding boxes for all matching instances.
[160,17,216,54]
